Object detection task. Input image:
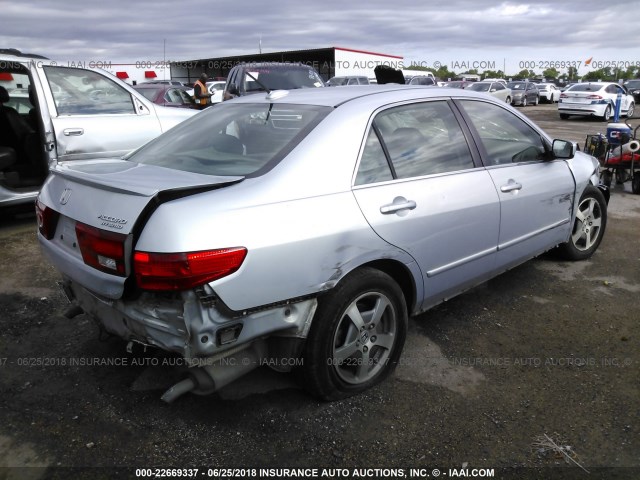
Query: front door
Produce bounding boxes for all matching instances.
[42,66,162,161]
[457,100,575,270]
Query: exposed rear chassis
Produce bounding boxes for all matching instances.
[60,278,317,402]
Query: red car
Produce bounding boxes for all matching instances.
[133,84,195,109]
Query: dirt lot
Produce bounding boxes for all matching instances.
[0,103,639,480]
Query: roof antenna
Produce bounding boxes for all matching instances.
[259,34,262,54]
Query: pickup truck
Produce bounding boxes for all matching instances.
[0,49,196,208]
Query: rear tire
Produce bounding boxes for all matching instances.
[602,105,612,122]
[557,186,607,261]
[560,113,570,120]
[632,172,640,194]
[301,267,408,401]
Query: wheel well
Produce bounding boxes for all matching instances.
[359,259,417,313]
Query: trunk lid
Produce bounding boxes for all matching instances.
[40,159,243,234]
[38,159,243,299]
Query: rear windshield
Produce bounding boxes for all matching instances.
[568,84,604,92]
[127,103,331,177]
[135,87,162,101]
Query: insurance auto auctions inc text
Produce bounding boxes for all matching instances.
[199,467,495,478]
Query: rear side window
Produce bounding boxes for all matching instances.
[367,101,473,180]
[43,66,134,115]
[129,103,331,177]
[355,129,393,185]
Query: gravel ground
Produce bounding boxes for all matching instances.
[0,104,638,480]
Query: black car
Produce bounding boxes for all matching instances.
[624,79,640,103]
[223,63,325,100]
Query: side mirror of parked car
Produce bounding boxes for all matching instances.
[227,83,240,96]
[552,139,577,159]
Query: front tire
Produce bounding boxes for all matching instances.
[506,96,511,104]
[534,95,539,106]
[627,102,635,118]
[302,268,408,400]
[557,186,607,260]
[522,97,527,107]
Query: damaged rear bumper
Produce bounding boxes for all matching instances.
[60,278,317,401]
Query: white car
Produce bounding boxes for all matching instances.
[0,49,196,208]
[536,83,561,103]
[559,82,635,121]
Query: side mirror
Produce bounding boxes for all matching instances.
[227,83,239,96]
[552,139,577,159]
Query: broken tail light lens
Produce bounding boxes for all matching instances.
[133,247,247,291]
[75,223,127,276]
[35,199,59,240]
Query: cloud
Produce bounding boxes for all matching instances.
[1,0,639,75]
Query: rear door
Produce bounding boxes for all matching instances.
[457,99,575,271]
[352,100,500,309]
[42,66,163,161]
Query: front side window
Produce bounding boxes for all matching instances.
[129,103,330,177]
[43,66,134,115]
[355,101,474,183]
[459,100,546,165]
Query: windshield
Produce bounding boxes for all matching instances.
[507,82,526,90]
[328,77,348,86]
[468,83,491,92]
[625,81,640,89]
[243,67,324,92]
[128,103,331,177]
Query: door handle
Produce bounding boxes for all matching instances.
[500,180,522,193]
[380,198,417,214]
[63,128,84,136]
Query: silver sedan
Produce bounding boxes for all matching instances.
[466,81,512,103]
[37,85,608,402]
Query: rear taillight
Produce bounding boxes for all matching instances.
[35,199,59,240]
[133,247,247,291]
[587,94,603,100]
[75,223,127,276]
[560,93,568,98]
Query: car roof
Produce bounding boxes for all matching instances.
[225,84,493,108]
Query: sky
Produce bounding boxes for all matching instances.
[2,0,640,78]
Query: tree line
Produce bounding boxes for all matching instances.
[408,64,640,83]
